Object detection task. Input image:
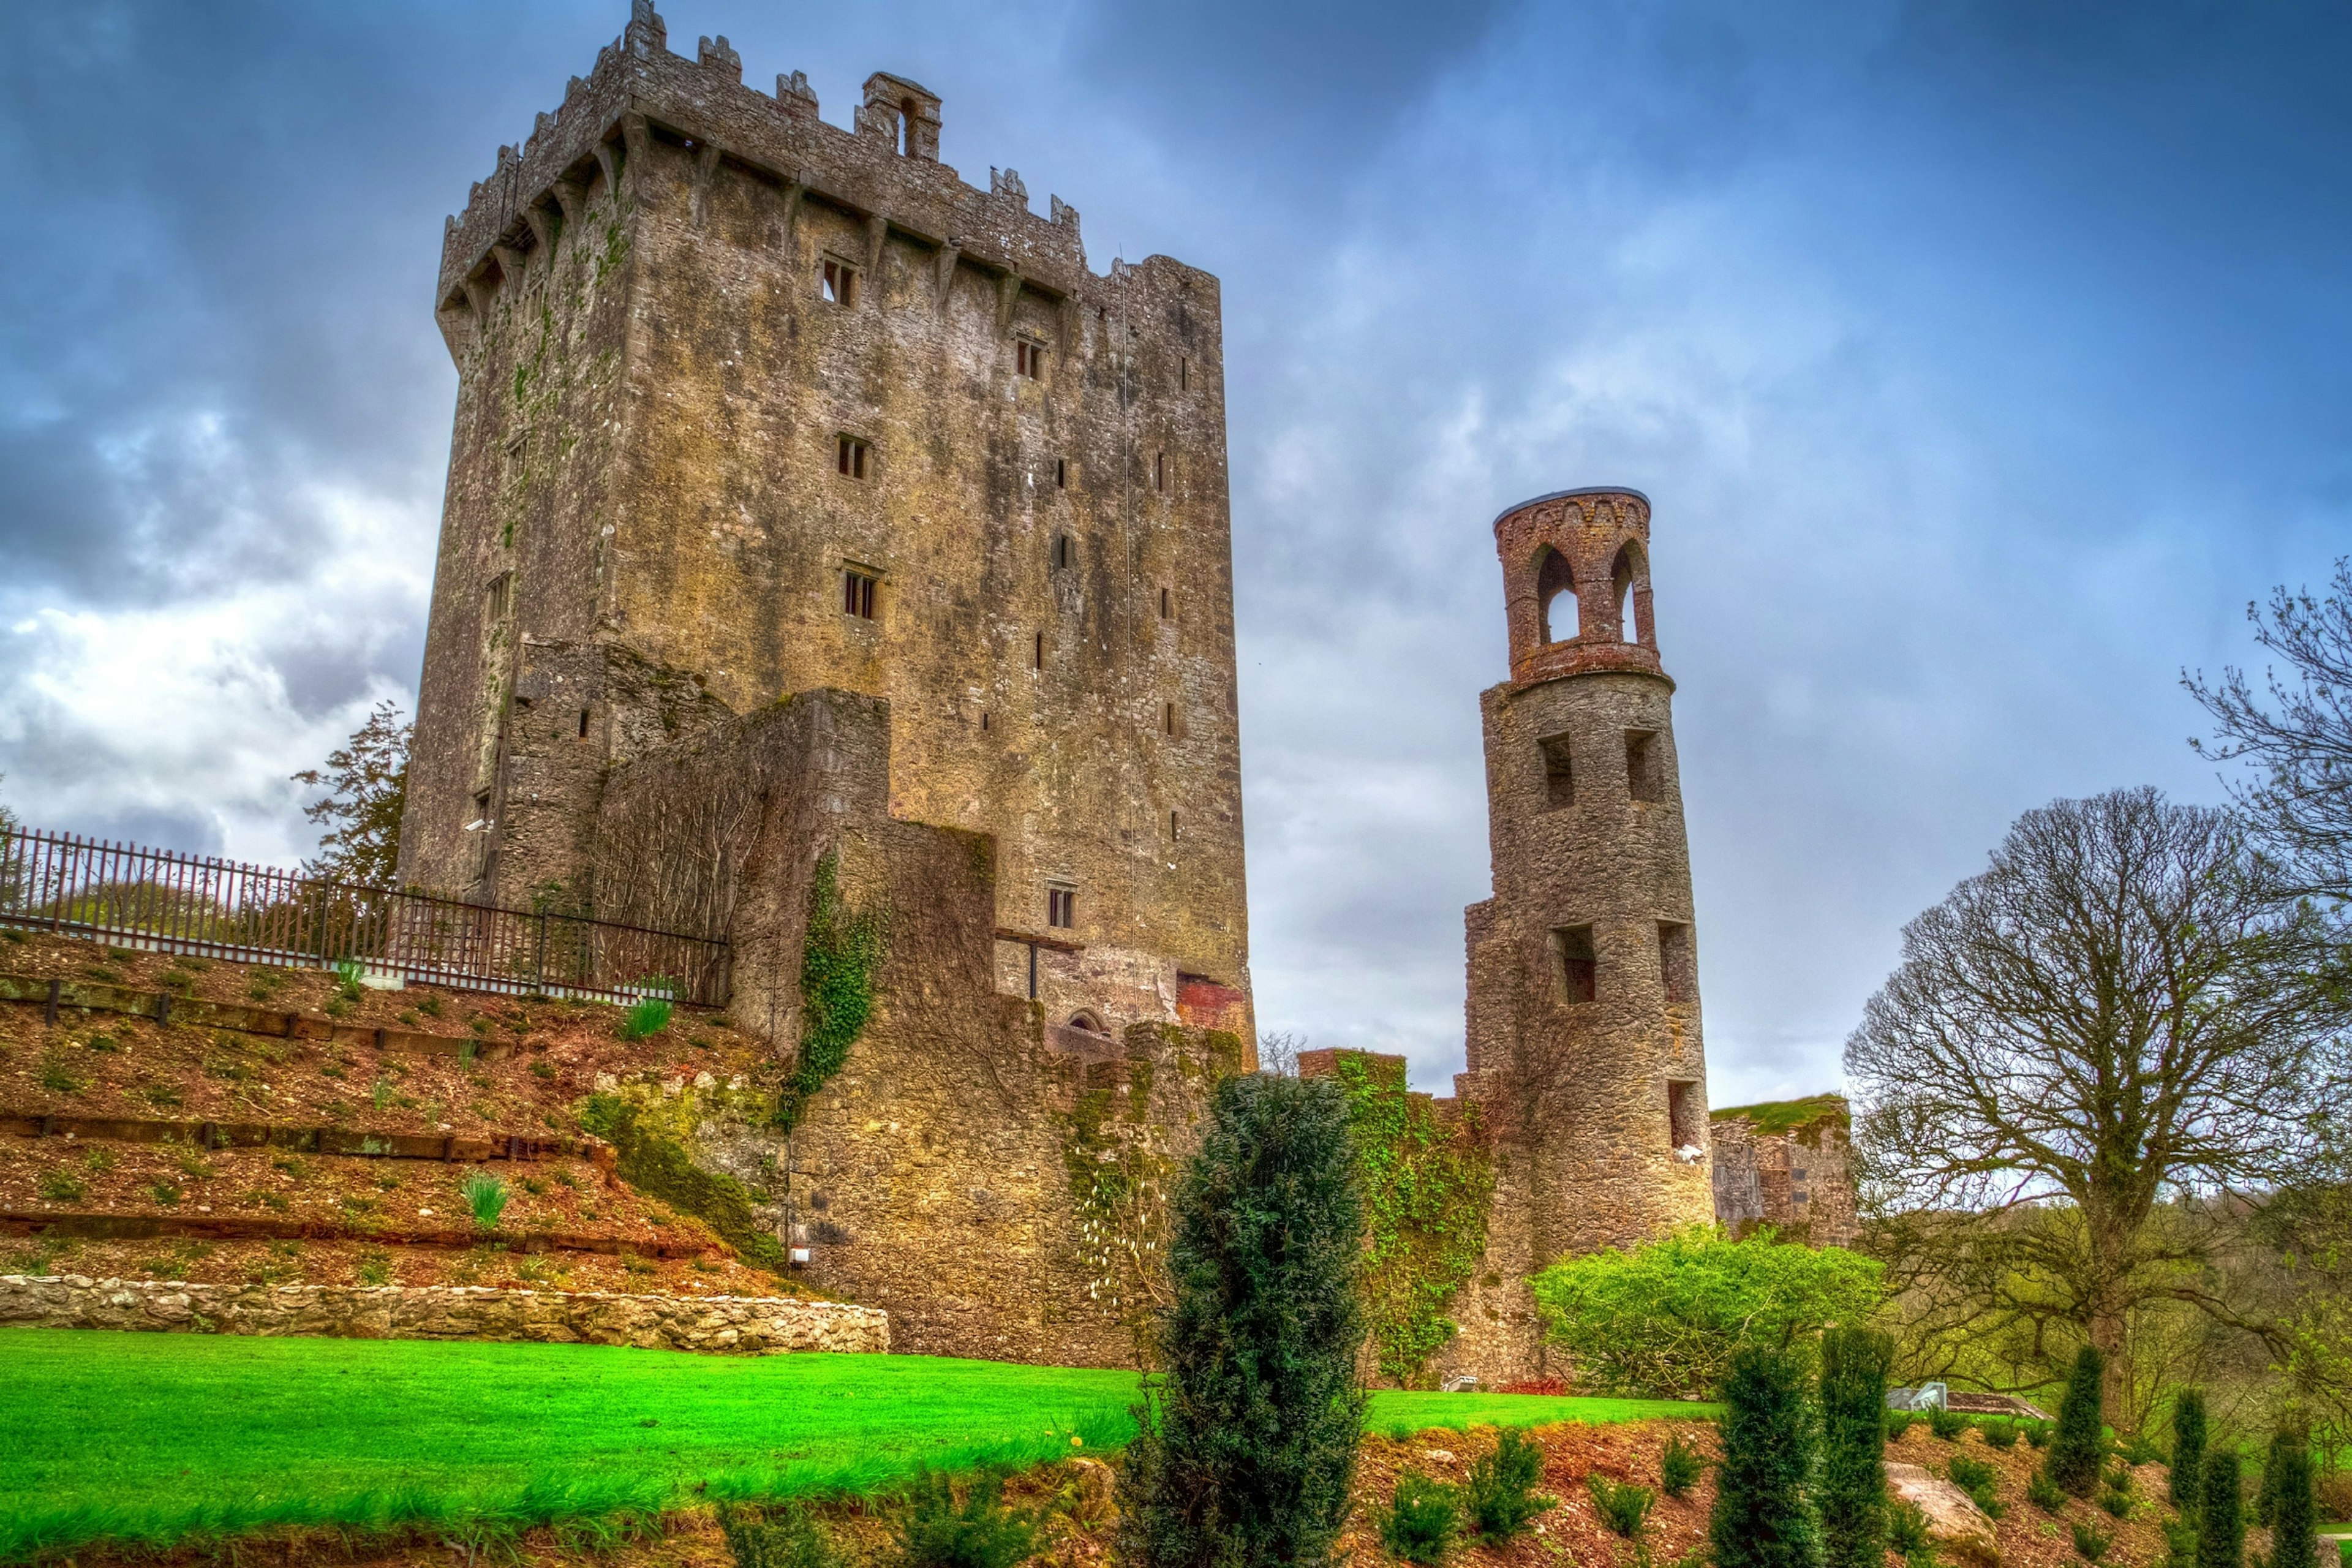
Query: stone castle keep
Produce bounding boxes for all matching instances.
[394,3,1778,1379]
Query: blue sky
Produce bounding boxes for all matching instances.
[2,1,2346,1103]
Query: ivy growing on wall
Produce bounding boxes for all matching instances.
[1333,1051,1497,1387]
[1064,1066,1175,1335]
[773,851,884,1131]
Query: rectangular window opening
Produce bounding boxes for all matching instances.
[843,568,878,620]
[1553,924,1597,1005]
[1539,733,1574,809]
[1047,886,1076,929]
[1033,630,1044,669]
[820,258,857,306]
[1055,458,1068,489]
[1179,356,1189,390]
[980,710,990,732]
[1159,586,1172,620]
[1153,451,1166,492]
[484,573,512,623]
[1626,728,1662,803]
[1015,339,1044,379]
[1163,701,1177,736]
[1659,921,1694,1005]
[1169,809,1180,842]
[837,435,869,479]
[576,709,590,740]
[1052,535,1072,570]
[1668,1079,1702,1151]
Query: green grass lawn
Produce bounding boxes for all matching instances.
[0,1330,1708,1556]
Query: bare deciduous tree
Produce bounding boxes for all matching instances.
[2187,558,2352,903]
[1846,787,2349,1421]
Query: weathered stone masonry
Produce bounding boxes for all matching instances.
[1430,489,1717,1385]
[392,5,1255,1365]
[400,0,1251,1046]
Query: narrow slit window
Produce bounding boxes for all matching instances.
[1626,729,1662,803]
[1052,535,1073,570]
[820,258,857,305]
[1554,924,1597,1004]
[1539,733,1574,809]
[1163,702,1177,736]
[484,573,512,623]
[1055,458,1068,489]
[1047,886,1076,929]
[1034,631,1044,669]
[843,568,878,620]
[576,709,590,739]
[1159,587,1172,619]
[1015,339,1044,379]
[1169,809,1180,841]
[981,710,991,731]
[837,435,869,479]
[1178,356,1189,390]
[1659,921,1694,1005]
[1154,452,1166,492]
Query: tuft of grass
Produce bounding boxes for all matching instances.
[38,1172,86,1202]
[1660,1430,1706,1498]
[461,1174,510,1229]
[718,1501,839,1568]
[621,998,673,1041]
[2071,1519,2112,1561]
[145,1181,183,1207]
[38,1052,82,1094]
[1586,1473,1654,1539]
[333,959,365,1003]
[1379,1472,1461,1565]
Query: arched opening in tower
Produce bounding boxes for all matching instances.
[1611,541,1648,644]
[1536,546,1578,643]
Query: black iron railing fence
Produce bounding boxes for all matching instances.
[0,826,729,1008]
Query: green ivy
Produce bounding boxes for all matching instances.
[1064,1069,1174,1329]
[1332,1052,1496,1387]
[774,852,883,1131]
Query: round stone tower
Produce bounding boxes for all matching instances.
[1462,486,1714,1269]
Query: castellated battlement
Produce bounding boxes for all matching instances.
[437,0,1110,358]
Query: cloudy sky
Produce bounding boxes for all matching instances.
[4,1,2346,1103]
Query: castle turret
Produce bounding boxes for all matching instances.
[1437,487,1714,1381]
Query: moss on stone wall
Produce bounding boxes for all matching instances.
[577,1088,786,1273]
[1333,1053,1496,1387]
[1711,1093,1849,1139]
[1063,1061,1175,1333]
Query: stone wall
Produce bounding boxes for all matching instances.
[0,1275,888,1354]
[1710,1097,1858,1248]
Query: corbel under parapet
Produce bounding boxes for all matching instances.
[522,203,559,253]
[933,241,962,315]
[995,270,1023,337]
[863,214,888,281]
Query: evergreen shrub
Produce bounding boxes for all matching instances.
[1117,1074,1365,1568]
[1929,1407,1967,1441]
[2048,1346,2107,1498]
[893,1468,1040,1568]
[2029,1470,2066,1513]
[1818,1325,1891,1568]
[1710,1344,1821,1568]
[2073,1520,2113,1562]
[1379,1474,1460,1566]
[2196,1450,2242,1568]
[1660,1431,1708,1498]
[1464,1428,1553,1540]
[718,1502,838,1568]
[2265,1419,2316,1568]
[1586,1474,1655,1539]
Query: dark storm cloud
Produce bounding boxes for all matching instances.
[2,0,2346,1098]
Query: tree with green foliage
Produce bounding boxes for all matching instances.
[1118,1073,1366,1568]
[2196,1449,2242,1568]
[1817,1326,1891,1568]
[2264,1419,2316,1568]
[1530,1224,1883,1399]
[1847,789,2350,1421]
[1711,1344,1822,1568]
[292,700,411,886]
[2170,1389,2207,1513]
[2047,1345,2107,1498]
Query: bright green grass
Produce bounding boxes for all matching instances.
[0,1330,1707,1557]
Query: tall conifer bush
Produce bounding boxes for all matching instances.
[1711,1344,1821,1568]
[2047,1346,2106,1498]
[1118,1074,1366,1568]
[1817,1326,1891,1568]
[2169,1389,2207,1513]
[2264,1420,2316,1568]
[2196,1450,2242,1568]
